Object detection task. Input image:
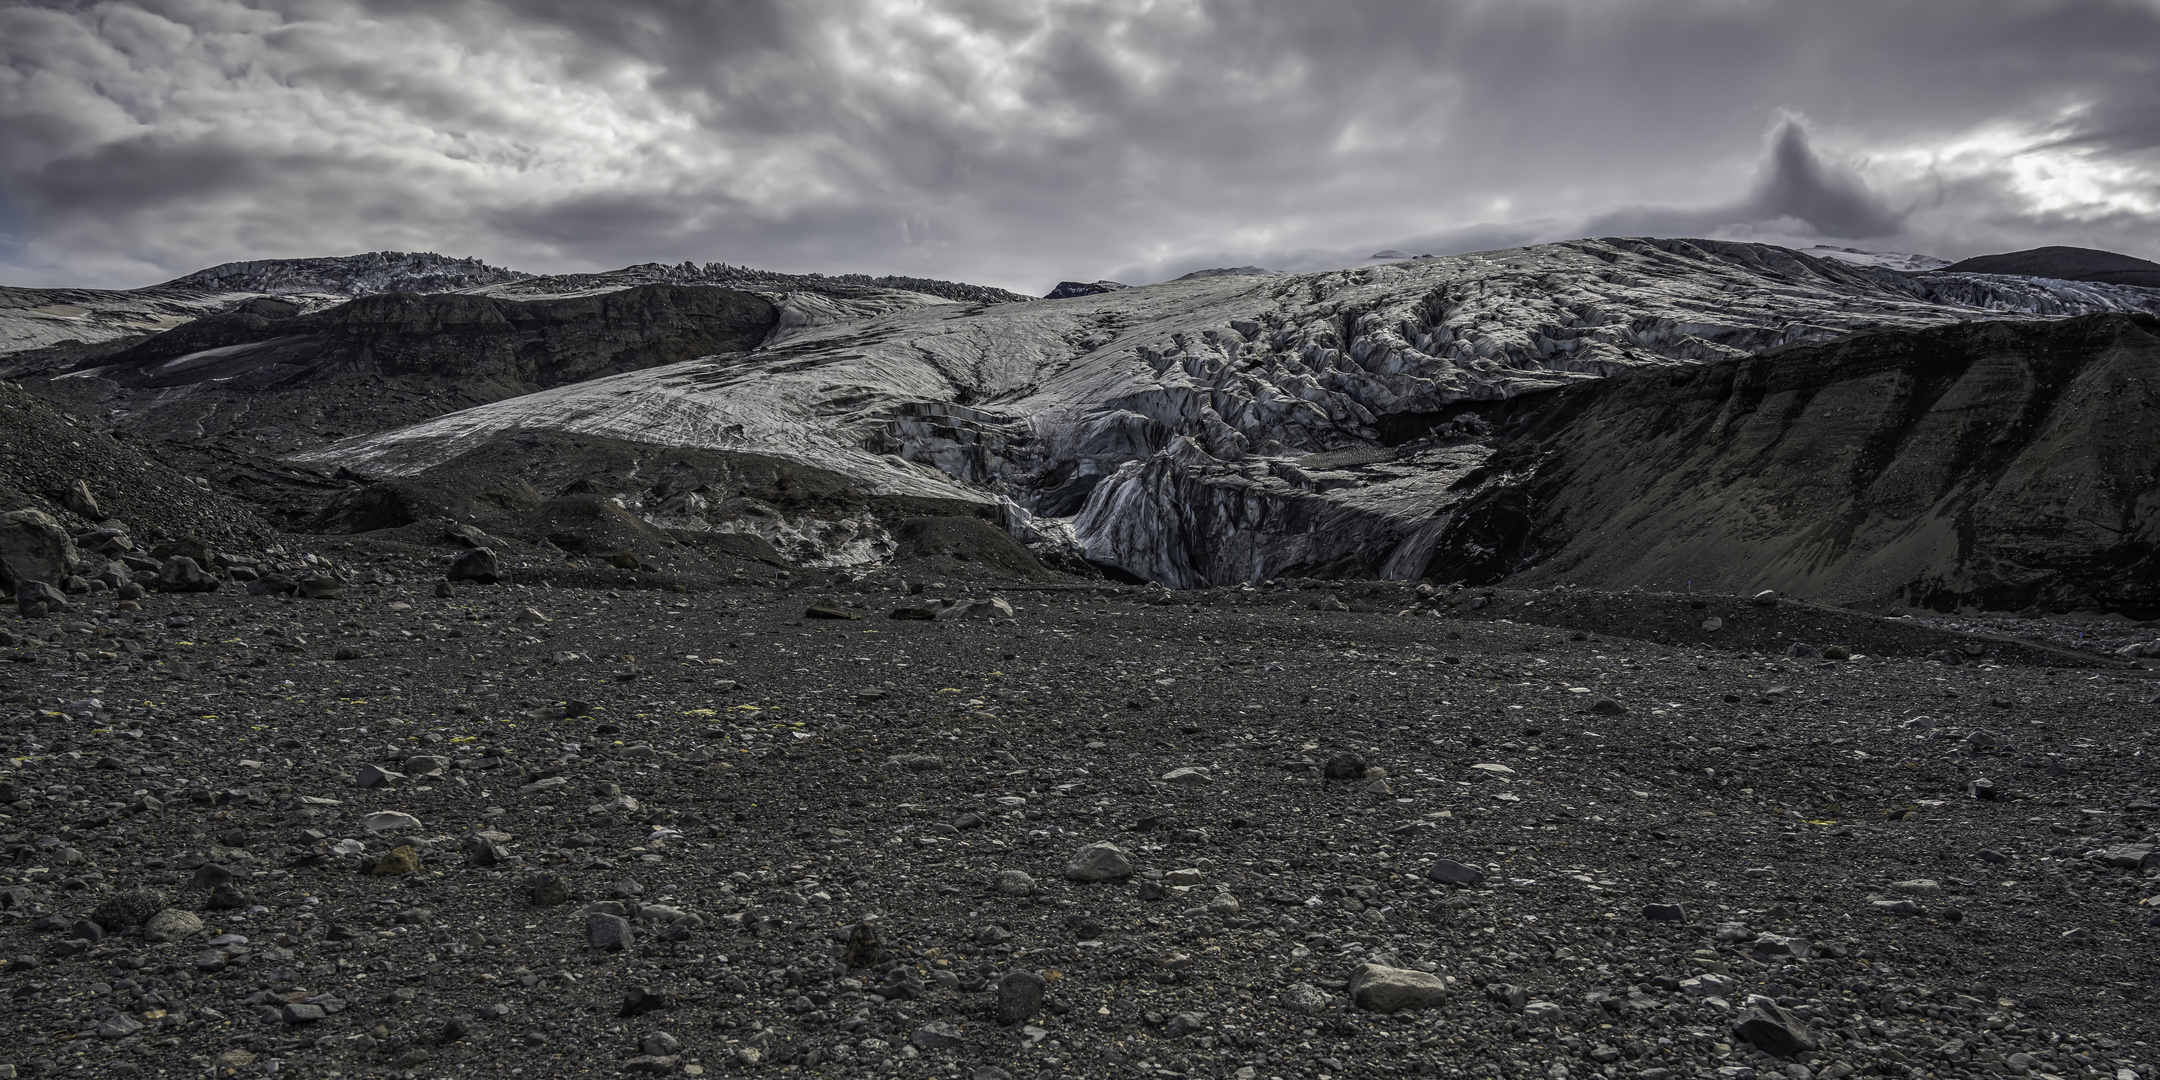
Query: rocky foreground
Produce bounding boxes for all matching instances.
[0,567,2156,1080]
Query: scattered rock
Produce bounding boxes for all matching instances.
[1279,983,1332,1016]
[363,810,423,833]
[527,873,573,906]
[1323,754,1368,779]
[1064,842,1135,882]
[911,1020,965,1050]
[1426,860,1486,885]
[995,970,1046,1024]
[143,908,204,943]
[588,912,634,952]
[1731,1001,1820,1058]
[370,846,423,875]
[356,764,406,788]
[89,888,165,931]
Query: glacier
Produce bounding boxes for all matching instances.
[295,237,2160,587]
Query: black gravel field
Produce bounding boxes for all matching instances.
[2,565,2156,1080]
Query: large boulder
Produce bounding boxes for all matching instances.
[0,509,78,593]
[1731,1000,1821,1058]
[16,580,68,613]
[447,547,504,584]
[1346,963,1450,1013]
[155,556,221,593]
[1064,842,1135,882]
[61,479,102,519]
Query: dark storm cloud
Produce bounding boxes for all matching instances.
[1,0,2157,291]
[1585,122,1906,242]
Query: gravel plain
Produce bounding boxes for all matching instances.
[1,558,2157,1080]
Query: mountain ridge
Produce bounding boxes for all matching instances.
[1937,244,2160,289]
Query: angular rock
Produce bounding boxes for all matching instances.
[995,970,1046,1025]
[620,987,673,1016]
[527,873,572,906]
[1323,753,1369,780]
[356,764,406,788]
[154,555,220,592]
[588,912,633,952]
[0,509,78,594]
[15,578,67,613]
[143,908,204,942]
[1751,933,1811,959]
[62,479,102,519]
[98,1014,146,1039]
[363,811,423,833]
[1731,1001,1820,1058]
[447,547,504,584]
[370,846,423,875]
[1347,963,1450,1013]
[1426,860,1486,885]
[297,575,344,599]
[841,922,881,968]
[2097,844,2157,870]
[1279,983,1332,1016]
[90,888,166,931]
[936,597,1016,621]
[1064,841,1135,882]
[911,1020,965,1050]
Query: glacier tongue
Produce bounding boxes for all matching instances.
[304,237,2160,584]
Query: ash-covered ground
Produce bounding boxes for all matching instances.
[1,561,2155,1080]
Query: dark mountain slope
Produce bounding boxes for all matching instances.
[1423,313,2160,614]
[1938,245,2160,289]
[27,284,777,448]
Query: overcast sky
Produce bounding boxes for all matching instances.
[3,0,2157,293]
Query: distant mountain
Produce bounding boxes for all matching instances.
[1802,245,1949,273]
[41,285,778,448]
[1173,266,1275,281]
[0,252,1032,356]
[1938,246,2160,289]
[472,260,1034,306]
[157,251,530,297]
[1045,280,1128,299]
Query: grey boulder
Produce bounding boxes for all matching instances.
[1064,842,1134,882]
[1346,963,1450,1013]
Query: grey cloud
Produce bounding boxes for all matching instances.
[1584,121,1905,241]
[2,0,2158,291]
[1744,123,1905,238]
